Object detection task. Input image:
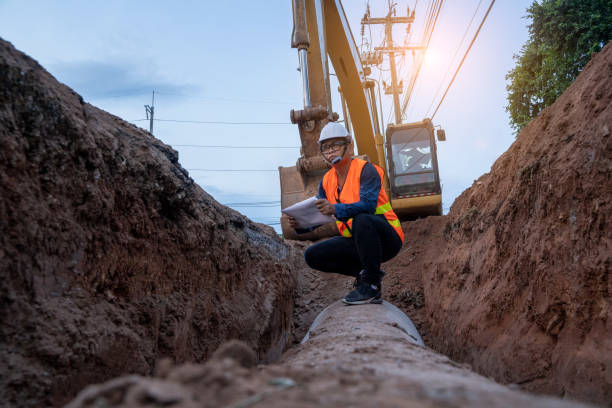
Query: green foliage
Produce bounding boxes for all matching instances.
[505,0,612,133]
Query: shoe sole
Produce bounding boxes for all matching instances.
[342,295,382,305]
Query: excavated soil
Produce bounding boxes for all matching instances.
[65,308,592,408]
[382,43,612,405]
[1,33,610,408]
[0,37,305,407]
[290,42,611,405]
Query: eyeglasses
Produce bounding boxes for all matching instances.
[320,140,348,154]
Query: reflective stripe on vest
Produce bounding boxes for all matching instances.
[322,158,404,242]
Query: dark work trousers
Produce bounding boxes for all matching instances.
[304,213,403,285]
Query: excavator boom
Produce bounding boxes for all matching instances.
[281,0,444,239]
[281,0,379,240]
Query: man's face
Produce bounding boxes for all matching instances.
[320,138,349,164]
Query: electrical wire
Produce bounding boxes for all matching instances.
[96,91,298,105]
[223,201,280,206]
[173,144,299,149]
[425,0,484,117]
[367,1,374,52]
[187,168,278,172]
[400,0,443,118]
[402,0,439,120]
[225,204,280,207]
[383,0,428,125]
[132,118,291,125]
[431,0,495,119]
[154,91,297,105]
[225,204,280,208]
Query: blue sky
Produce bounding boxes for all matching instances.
[0,0,532,231]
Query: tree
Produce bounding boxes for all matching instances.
[506,0,612,133]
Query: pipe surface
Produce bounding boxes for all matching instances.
[301,300,423,345]
[281,300,590,407]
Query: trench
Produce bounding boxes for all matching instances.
[276,298,591,407]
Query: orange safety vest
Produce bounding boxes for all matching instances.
[322,158,404,242]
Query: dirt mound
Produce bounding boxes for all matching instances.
[0,38,303,407]
[385,43,612,404]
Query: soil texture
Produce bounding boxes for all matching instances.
[1,31,610,408]
[381,42,612,405]
[65,304,593,408]
[0,38,302,407]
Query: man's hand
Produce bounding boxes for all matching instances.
[283,214,300,229]
[315,199,336,216]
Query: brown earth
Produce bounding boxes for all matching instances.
[290,41,611,405]
[0,37,304,407]
[1,30,610,408]
[65,306,593,408]
[382,42,612,405]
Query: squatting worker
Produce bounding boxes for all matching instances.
[286,122,404,305]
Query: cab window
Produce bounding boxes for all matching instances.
[389,127,436,195]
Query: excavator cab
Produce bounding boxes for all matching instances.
[386,119,443,218]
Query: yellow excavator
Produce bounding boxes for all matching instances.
[280,0,446,240]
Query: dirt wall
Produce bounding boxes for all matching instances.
[0,38,301,407]
[385,42,612,405]
[64,306,594,408]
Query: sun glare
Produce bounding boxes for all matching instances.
[422,48,439,67]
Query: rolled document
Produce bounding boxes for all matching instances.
[281,196,335,229]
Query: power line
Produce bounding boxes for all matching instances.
[425,0,484,117]
[187,168,278,172]
[92,91,298,106]
[362,1,419,124]
[223,200,280,204]
[224,201,280,205]
[133,118,291,125]
[225,203,281,207]
[402,0,446,120]
[431,0,495,119]
[173,144,299,149]
[154,91,298,105]
[400,0,444,118]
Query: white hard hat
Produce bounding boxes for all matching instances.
[318,122,350,144]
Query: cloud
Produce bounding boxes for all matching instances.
[49,60,195,99]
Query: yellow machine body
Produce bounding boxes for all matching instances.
[281,0,443,239]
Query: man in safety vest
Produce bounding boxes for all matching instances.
[287,122,404,305]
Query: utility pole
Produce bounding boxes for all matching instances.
[361,3,421,124]
[144,90,155,135]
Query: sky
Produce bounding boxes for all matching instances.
[0,0,533,232]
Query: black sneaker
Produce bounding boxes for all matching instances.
[342,281,382,305]
[352,270,386,288]
[352,271,364,288]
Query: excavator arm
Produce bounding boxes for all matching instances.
[280,0,381,240]
[323,0,379,166]
[281,0,444,239]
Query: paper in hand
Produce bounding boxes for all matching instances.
[281,196,335,229]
